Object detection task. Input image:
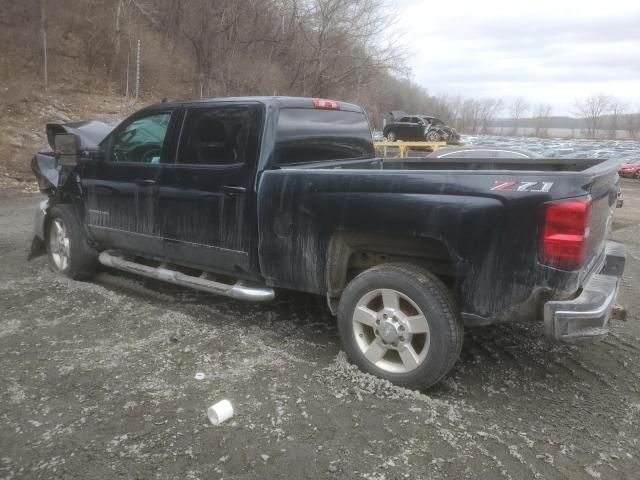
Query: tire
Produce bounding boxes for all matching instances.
[337,263,463,390]
[46,204,98,280]
[386,131,397,142]
[635,171,640,180]
[425,130,441,142]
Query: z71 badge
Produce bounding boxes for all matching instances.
[491,181,554,192]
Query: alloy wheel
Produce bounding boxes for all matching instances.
[352,288,431,373]
[49,218,71,271]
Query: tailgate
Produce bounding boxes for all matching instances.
[584,160,620,272]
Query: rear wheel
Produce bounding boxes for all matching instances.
[46,205,97,280]
[635,171,640,179]
[386,131,397,142]
[337,264,463,390]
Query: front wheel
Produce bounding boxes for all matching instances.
[635,171,640,179]
[425,130,441,142]
[386,131,397,142]
[337,264,463,390]
[46,205,98,280]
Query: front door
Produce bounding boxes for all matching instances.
[156,102,263,275]
[82,109,177,258]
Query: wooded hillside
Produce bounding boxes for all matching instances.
[0,0,441,127]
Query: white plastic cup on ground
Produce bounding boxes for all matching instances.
[207,399,234,425]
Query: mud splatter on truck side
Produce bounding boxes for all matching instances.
[30,96,626,389]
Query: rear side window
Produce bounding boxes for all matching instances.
[178,105,259,166]
[274,108,374,166]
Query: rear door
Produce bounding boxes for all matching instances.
[82,109,178,257]
[398,116,412,138]
[409,117,425,140]
[155,102,263,274]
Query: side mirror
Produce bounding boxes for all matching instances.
[54,133,80,167]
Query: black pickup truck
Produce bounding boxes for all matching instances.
[31,96,626,390]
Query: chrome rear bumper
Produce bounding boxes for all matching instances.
[544,241,626,344]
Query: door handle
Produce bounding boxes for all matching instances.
[135,179,156,187]
[222,186,246,196]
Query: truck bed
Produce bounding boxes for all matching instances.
[260,155,621,324]
[285,156,616,173]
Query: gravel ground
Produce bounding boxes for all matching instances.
[1,180,639,480]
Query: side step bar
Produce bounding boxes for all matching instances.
[98,251,275,302]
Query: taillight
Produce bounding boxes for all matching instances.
[313,98,341,110]
[541,199,592,270]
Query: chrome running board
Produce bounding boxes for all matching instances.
[98,251,275,302]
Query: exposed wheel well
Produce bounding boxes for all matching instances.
[43,201,93,250]
[326,232,456,298]
[43,200,72,242]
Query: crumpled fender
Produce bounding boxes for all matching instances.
[31,153,59,193]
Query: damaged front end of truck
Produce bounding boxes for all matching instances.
[29,121,115,259]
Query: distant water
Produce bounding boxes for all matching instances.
[465,135,640,162]
[491,127,633,140]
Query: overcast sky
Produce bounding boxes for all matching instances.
[394,0,640,116]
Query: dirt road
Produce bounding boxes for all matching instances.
[1,181,639,480]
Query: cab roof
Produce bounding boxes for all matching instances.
[139,96,364,114]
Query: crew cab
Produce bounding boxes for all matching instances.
[31,97,626,390]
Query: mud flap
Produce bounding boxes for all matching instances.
[28,236,46,260]
[27,198,51,261]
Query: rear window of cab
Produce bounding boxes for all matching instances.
[274,108,374,166]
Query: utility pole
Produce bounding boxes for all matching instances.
[135,39,141,100]
[125,47,130,98]
[40,0,48,94]
[124,2,132,99]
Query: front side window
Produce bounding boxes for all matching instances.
[108,112,172,163]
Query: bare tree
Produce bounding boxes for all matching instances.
[627,107,640,140]
[574,92,612,139]
[533,103,553,138]
[109,0,125,77]
[296,0,404,98]
[459,98,481,133]
[509,96,529,136]
[181,1,231,97]
[607,99,627,140]
[479,98,504,134]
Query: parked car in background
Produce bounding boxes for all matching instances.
[372,131,385,142]
[383,112,460,143]
[618,160,640,179]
